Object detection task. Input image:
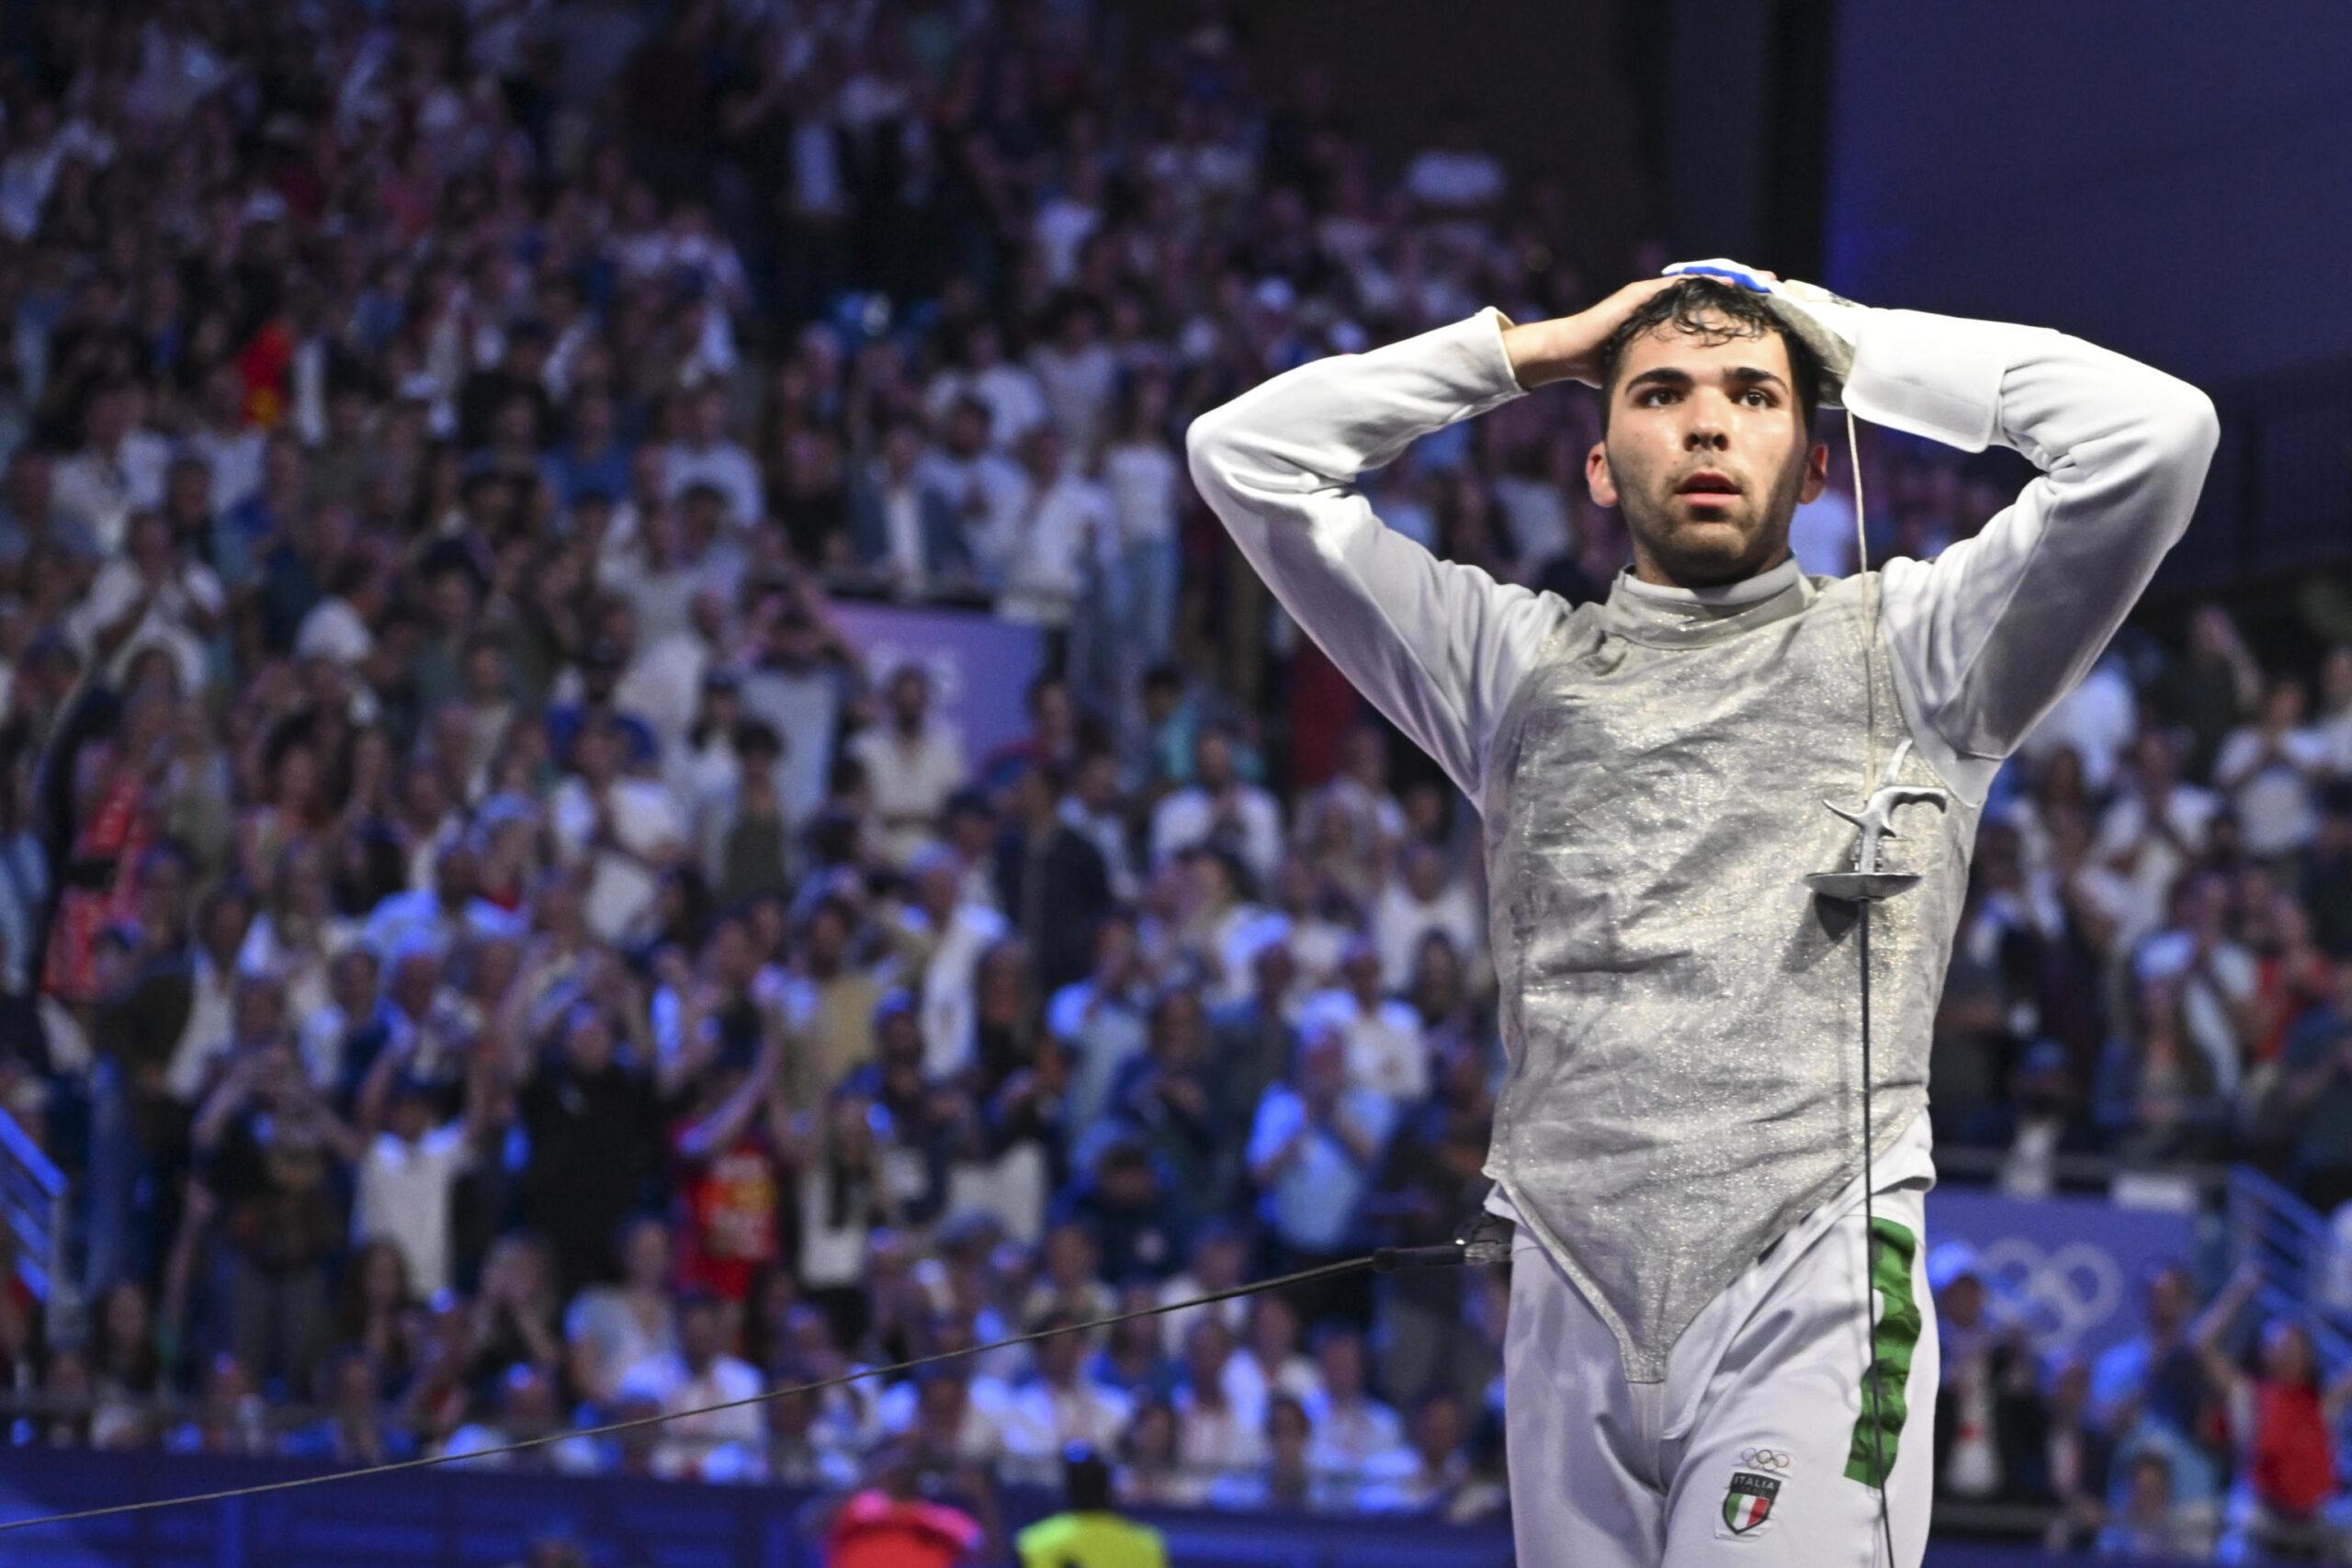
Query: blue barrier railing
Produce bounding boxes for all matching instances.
[0,1107,64,1336]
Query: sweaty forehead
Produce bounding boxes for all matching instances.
[1619,315,1790,382]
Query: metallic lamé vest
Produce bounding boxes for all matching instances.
[1480,570,1979,1382]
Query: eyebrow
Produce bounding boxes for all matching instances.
[1622,367,1791,394]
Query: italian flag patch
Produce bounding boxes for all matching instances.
[1723,1472,1780,1534]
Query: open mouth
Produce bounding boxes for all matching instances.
[1676,470,1740,507]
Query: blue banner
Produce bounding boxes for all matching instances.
[1925,1188,2200,1362]
[831,600,1046,763]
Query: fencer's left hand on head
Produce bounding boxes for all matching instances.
[1661,256,1863,411]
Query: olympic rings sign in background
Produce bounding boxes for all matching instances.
[1925,1189,2198,1359]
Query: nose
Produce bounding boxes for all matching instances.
[1682,390,1734,449]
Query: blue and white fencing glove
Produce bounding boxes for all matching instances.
[1660,256,1864,411]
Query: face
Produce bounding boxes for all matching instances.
[1077,751,1119,807]
[1317,1331,1364,1395]
[1298,1031,1346,1096]
[103,1281,148,1345]
[2261,1320,2315,1383]
[1184,1319,1230,1381]
[2146,1268,2192,1333]
[1250,1296,1297,1360]
[561,1009,615,1073]
[1589,312,1826,586]
[681,1303,722,1364]
[1413,1394,1463,1457]
[1035,1325,1084,1380]
[887,668,928,726]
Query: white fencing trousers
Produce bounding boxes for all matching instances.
[1503,1179,1938,1567]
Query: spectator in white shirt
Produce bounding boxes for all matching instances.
[1150,727,1283,886]
[292,557,386,667]
[845,663,968,873]
[2132,869,2259,1099]
[565,1215,682,1409]
[996,1313,1134,1474]
[1353,1389,1475,1515]
[916,398,1031,591]
[1224,1292,1322,1424]
[548,713,687,945]
[2318,644,2352,774]
[1301,1323,1408,1485]
[1373,842,1484,995]
[903,845,1012,1080]
[998,425,1114,633]
[1172,845,1282,1011]
[1027,294,1120,463]
[1261,854,1353,995]
[2098,729,2222,947]
[1299,938,1430,1107]
[164,921,264,1106]
[896,1360,1010,1468]
[349,1055,500,1302]
[1101,368,1184,674]
[1299,726,1410,904]
[438,1361,602,1473]
[53,378,173,555]
[1204,1392,1350,1511]
[663,383,763,529]
[68,508,223,691]
[924,319,1046,456]
[2212,676,2332,860]
[1154,1221,1252,1358]
[1031,162,1105,288]
[1173,1315,1266,1482]
[614,1291,764,1481]
[185,359,266,514]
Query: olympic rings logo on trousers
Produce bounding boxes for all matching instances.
[1738,1449,1793,1471]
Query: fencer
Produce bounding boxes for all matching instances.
[1185,261,2218,1565]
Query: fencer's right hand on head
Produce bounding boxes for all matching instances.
[1498,276,1684,391]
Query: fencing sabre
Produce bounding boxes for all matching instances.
[1680,254,1933,1568]
[1803,403,1940,1568]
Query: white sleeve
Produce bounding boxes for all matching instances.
[1185,308,1566,805]
[1856,309,2221,805]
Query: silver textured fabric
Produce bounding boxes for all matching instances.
[1481,568,1979,1382]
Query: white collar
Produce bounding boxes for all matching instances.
[1613,556,1803,608]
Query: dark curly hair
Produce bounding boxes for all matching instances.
[1595,276,1825,437]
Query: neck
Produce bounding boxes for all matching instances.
[1629,543,1793,591]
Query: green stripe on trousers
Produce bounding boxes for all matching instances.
[1845,1216,1920,1489]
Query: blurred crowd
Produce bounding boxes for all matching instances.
[0,0,2348,1560]
[1930,1253,2352,1564]
[0,0,1557,1534]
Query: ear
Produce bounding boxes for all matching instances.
[1797,438,1829,505]
[1585,442,1618,508]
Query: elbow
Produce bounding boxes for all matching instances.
[2142,377,2222,473]
[2187,389,2222,457]
[1182,411,1240,499]
[2168,383,2222,467]
[1182,407,1225,469]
